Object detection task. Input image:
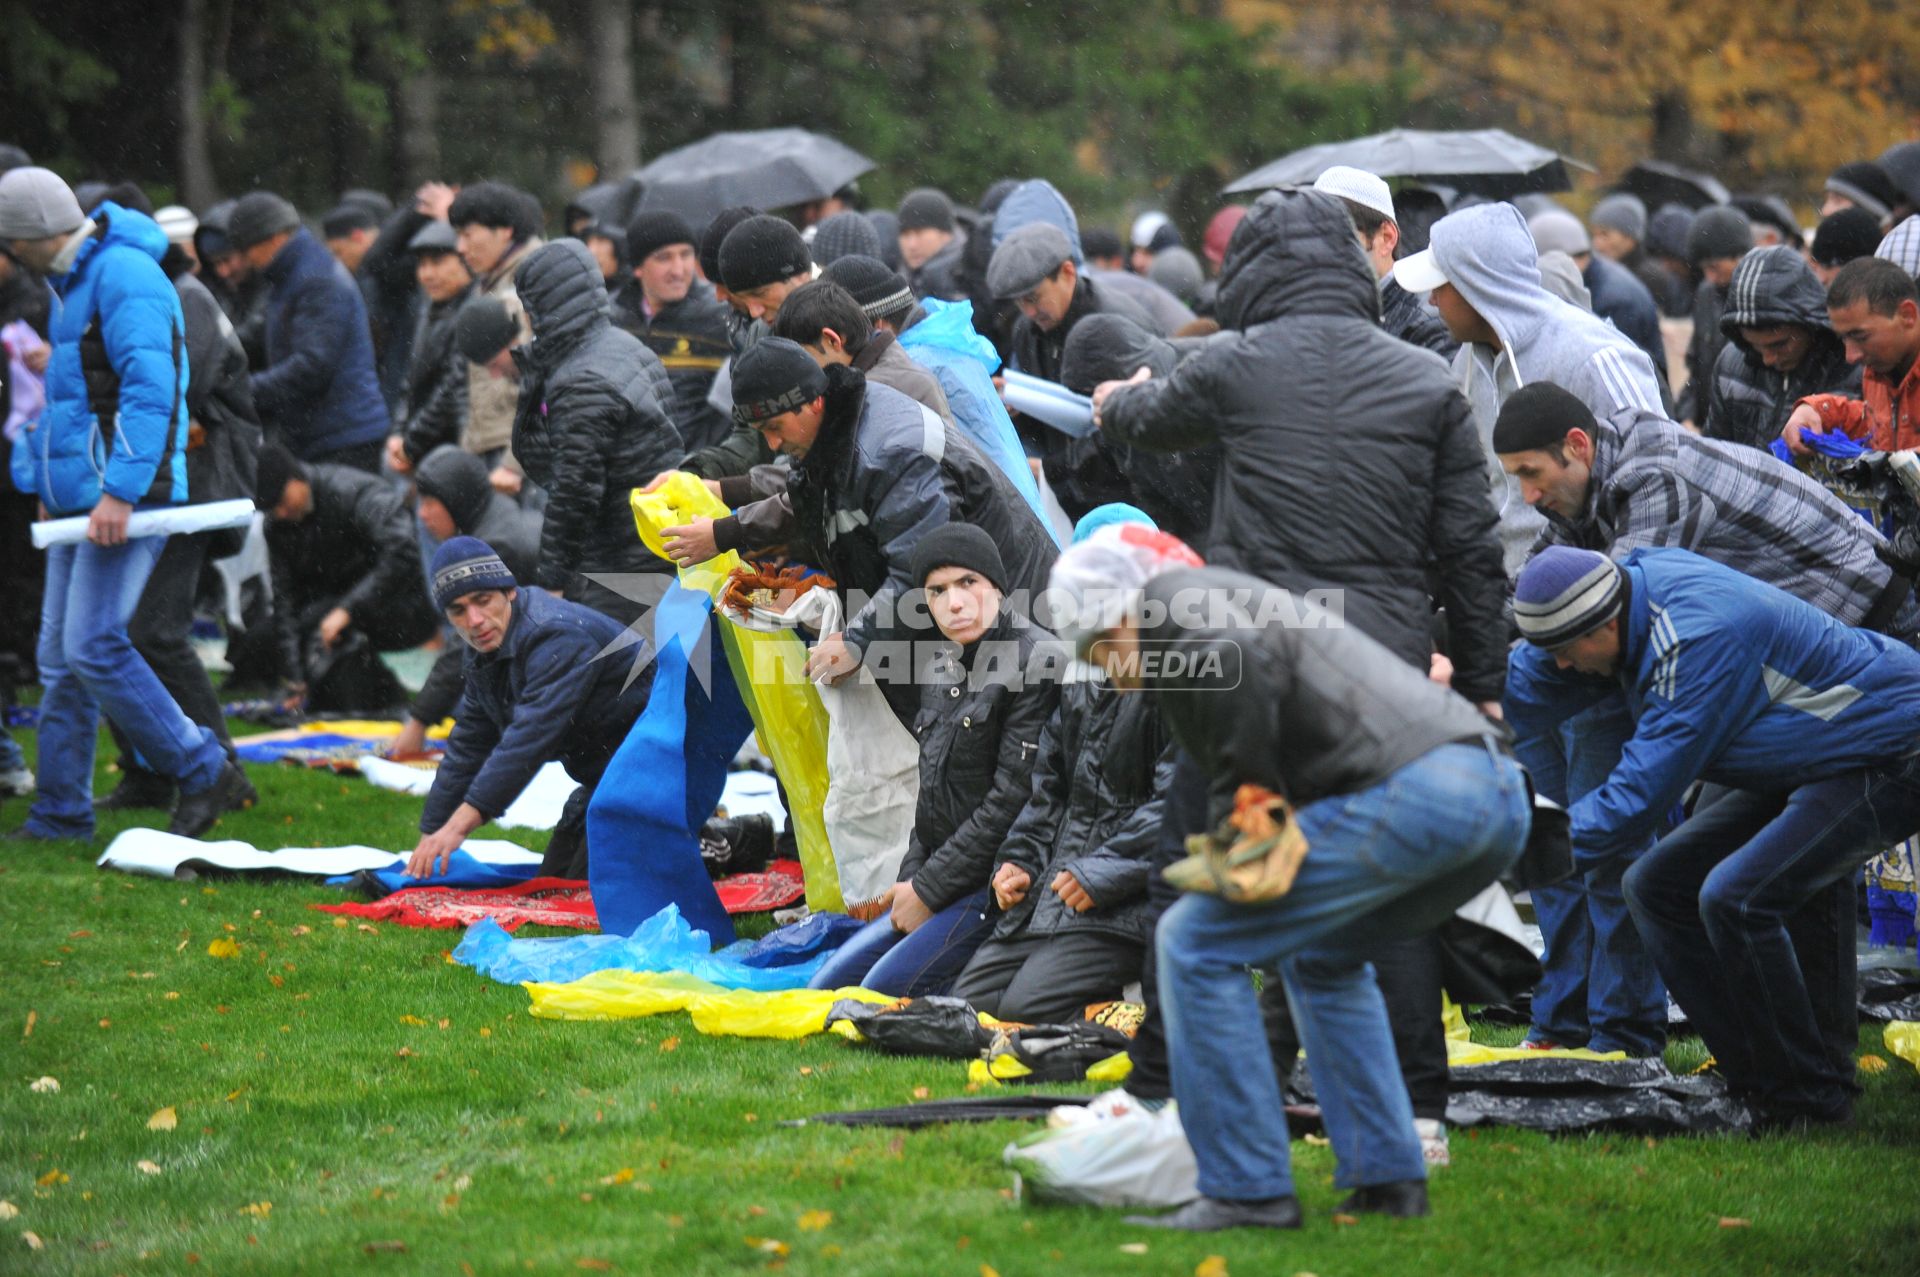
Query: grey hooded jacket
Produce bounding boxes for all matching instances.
[1427,202,1667,578]
[1709,246,1860,452]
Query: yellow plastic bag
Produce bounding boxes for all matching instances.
[1440,992,1627,1065]
[524,969,725,1021]
[630,474,842,912]
[687,985,894,1040]
[1886,1021,1920,1071]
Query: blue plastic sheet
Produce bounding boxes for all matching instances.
[736,910,864,968]
[1001,370,1097,438]
[586,581,754,942]
[1771,427,1867,464]
[326,850,541,893]
[451,904,837,990]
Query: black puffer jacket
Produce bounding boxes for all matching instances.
[266,462,432,681]
[990,677,1170,946]
[399,283,473,464]
[510,241,684,598]
[1100,189,1511,702]
[1678,277,1730,428]
[1144,567,1500,808]
[1008,274,1157,521]
[1709,246,1861,452]
[608,276,734,454]
[896,613,1062,913]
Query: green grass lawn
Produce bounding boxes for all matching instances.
[2,724,1918,1276]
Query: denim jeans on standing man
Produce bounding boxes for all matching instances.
[25,537,226,839]
[1156,741,1529,1203]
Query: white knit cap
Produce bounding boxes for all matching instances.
[1313,166,1396,224]
[154,205,199,243]
[1046,523,1205,654]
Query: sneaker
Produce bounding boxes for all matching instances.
[1518,1036,1568,1051]
[1415,1117,1450,1168]
[0,767,33,799]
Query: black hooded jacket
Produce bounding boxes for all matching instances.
[399,282,474,464]
[1099,190,1511,702]
[510,241,684,597]
[1709,246,1862,452]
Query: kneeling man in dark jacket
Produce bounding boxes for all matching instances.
[406,537,648,880]
[1049,529,1528,1233]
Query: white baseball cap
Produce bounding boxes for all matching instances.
[1392,248,1449,294]
[1312,165,1396,225]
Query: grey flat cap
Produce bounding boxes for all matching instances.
[988,222,1074,300]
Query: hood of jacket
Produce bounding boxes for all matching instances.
[1719,245,1832,352]
[414,444,495,532]
[1215,188,1378,331]
[82,202,172,275]
[990,179,1084,264]
[1058,312,1180,394]
[516,239,610,370]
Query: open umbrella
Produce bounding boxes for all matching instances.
[1614,160,1729,211]
[633,129,875,227]
[1226,128,1590,199]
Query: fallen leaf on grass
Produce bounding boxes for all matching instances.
[357,924,379,934]
[22,1010,35,1038]
[399,1015,428,1027]
[1719,1217,1751,1229]
[1857,1054,1888,1074]
[912,1086,930,1100]
[980,1266,1002,1277]
[289,925,311,937]
[29,1077,58,1094]
[363,1240,407,1254]
[0,1202,16,1219]
[36,1170,68,1186]
[395,1047,415,1059]
[142,1104,180,1131]
[599,1168,635,1186]
[1195,1258,1229,1277]
[1118,1242,1148,1255]
[206,937,240,959]
[797,1210,832,1231]
[1303,1133,1330,1147]
[576,1261,612,1271]
[225,1088,247,1102]
[745,1238,790,1256]
[136,1161,162,1176]
[238,1201,272,1218]
[659,1037,680,1053]
[21,1231,43,1250]
[1332,1213,1360,1226]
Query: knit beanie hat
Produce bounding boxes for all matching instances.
[719,214,811,292]
[864,210,902,270]
[154,205,199,244]
[811,210,883,267]
[1071,503,1157,544]
[1825,161,1898,223]
[1148,246,1204,304]
[407,219,458,255]
[1733,195,1802,247]
[821,253,916,322]
[988,222,1074,300]
[897,188,955,234]
[1646,203,1695,260]
[1491,383,1596,455]
[730,337,828,428]
[0,167,84,240]
[1047,522,1204,654]
[1686,206,1754,265]
[625,210,695,264]
[698,205,760,284]
[1203,205,1248,267]
[1876,142,1920,208]
[227,191,302,250]
[909,521,1007,594]
[253,442,308,512]
[1513,546,1623,647]
[430,536,518,612]
[1812,207,1887,269]
[454,294,519,365]
[1589,192,1648,243]
[1528,209,1591,258]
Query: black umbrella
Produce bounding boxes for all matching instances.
[1226,128,1591,199]
[633,129,875,227]
[1614,160,1729,211]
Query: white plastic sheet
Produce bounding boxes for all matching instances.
[95,827,541,881]
[1000,370,1097,438]
[30,498,255,549]
[358,757,787,834]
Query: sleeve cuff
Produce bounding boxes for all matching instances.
[716,474,755,506]
[712,514,743,554]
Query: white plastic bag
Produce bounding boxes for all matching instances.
[785,590,919,909]
[1003,1104,1199,1208]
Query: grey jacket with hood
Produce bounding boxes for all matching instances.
[1427,202,1667,579]
[1099,188,1511,703]
[1709,246,1861,452]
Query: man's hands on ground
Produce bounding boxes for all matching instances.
[87,494,133,546]
[406,803,484,878]
[888,878,934,934]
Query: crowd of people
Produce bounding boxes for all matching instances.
[4,131,1920,1232]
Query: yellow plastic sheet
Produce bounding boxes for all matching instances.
[1887,1021,1920,1071]
[525,969,723,1020]
[631,473,841,912]
[688,986,894,1040]
[1441,992,1627,1066]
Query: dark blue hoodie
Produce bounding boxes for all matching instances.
[250,227,390,460]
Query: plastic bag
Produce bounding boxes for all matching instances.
[688,986,894,1039]
[1446,1057,1750,1134]
[736,912,865,968]
[452,905,829,990]
[1887,1021,1920,1071]
[826,995,994,1058]
[787,589,918,909]
[631,475,842,912]
[1004,1104,1199,1208]
[527,969,724,1020]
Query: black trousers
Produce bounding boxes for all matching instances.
[949,930,1145,1024]
[109,531,233,783]
[1128,748,1211,1099]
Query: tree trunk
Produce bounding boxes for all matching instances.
[395,0,442,187]
[590,0,641,175]
[177,0,219,208]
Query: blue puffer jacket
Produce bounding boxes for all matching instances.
[249,228,390,459]
[14,202,189,516]
[1507,547,1920,867]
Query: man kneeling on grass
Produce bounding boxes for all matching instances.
[406,537,648,880]
[1050,525,1529,1232]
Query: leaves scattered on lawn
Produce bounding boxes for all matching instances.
[36,1170,68,1187]
[21,1231,43,1250]
[0,1202,17,1219]
[1719,1217,1752,1228]
[207,937,240,959]
[599,1168,635,1186]
[797,1209,832,1231]
[1118,1242,1148,1254]
[659,1037,680,1053]
[363,1239,407,1254]
[238,1201,272,1218]
[136,1160,162,1176]
[1195,1257,1229,1277]
[745,1237,790,1256]
[22,1009,35,1037]
[29,1077,58,1094]
[1858,1054,1888,1074]
[147,1106,178,1131]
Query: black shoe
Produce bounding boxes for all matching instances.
[94,768,177,812]
[1749,1098,1854,1137]
[1124,1195,1303,1232]
[1336,1180,1430,1218]
[166,762,255,838]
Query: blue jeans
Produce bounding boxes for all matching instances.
[26,538,225,839]
[1623,753,1920,1116]
[1529,697,1667,1055]
[808,889,994,995]
[1157,742,1530,1202]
